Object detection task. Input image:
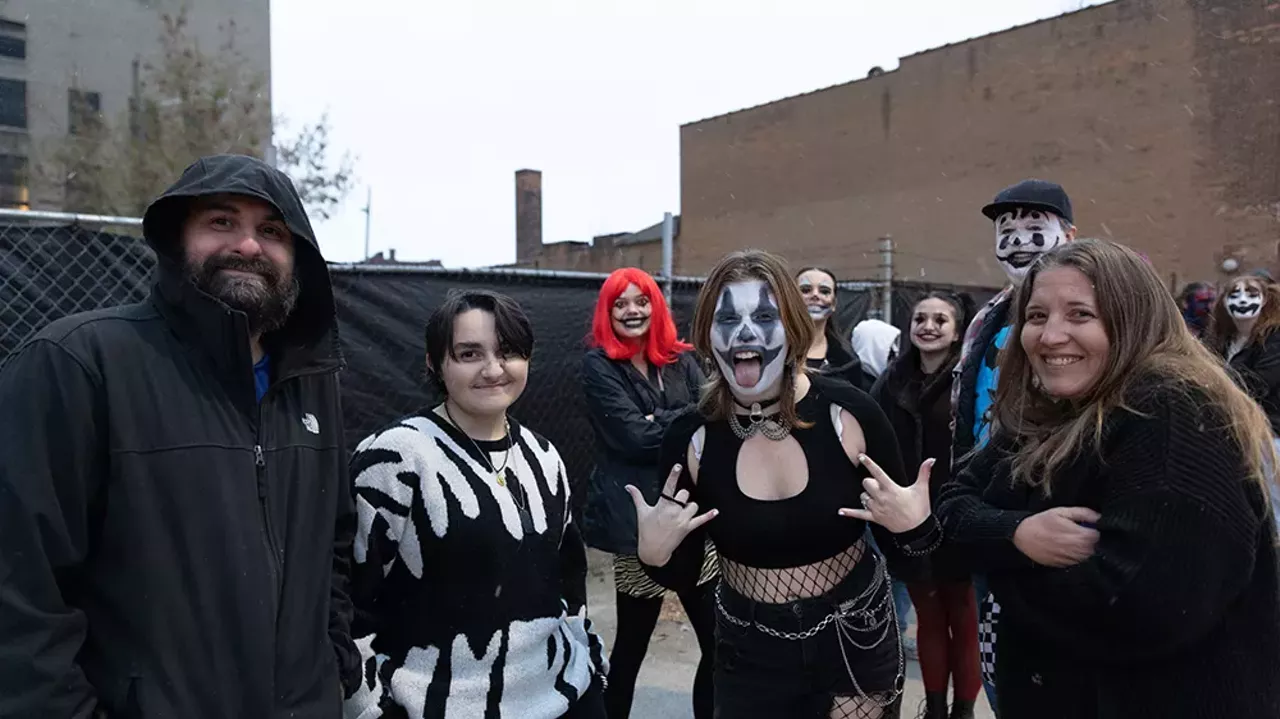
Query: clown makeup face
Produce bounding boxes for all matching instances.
[797,269,836,322]
[1227,281,1264,322]
[610,282,652,339]
[711,280,788,404]
[995,208,1070,281]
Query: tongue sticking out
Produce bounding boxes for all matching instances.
[734,358,762,388]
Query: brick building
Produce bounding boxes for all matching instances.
[678,0,1280,289]
[505,168,674,273]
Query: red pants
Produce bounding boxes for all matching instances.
[907,580,981,701]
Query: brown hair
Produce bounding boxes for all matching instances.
[692,250,814,429]
[991,239,1274,496]
[1209,275,1280,354]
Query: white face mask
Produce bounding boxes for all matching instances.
[995,208,1069,282]
[710,280,788,405]
[1227,282,1264,322]
[797,271,836,321]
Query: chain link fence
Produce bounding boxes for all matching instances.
[0,210,998,492]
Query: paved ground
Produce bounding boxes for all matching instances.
[586,550,995,719]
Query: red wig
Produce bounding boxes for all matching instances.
[590,268,691,366]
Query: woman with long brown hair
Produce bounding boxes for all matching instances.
[936,240,1280,718]
[628,250,940,719]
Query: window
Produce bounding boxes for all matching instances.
[0,20,24,60]
[0,153,28,208]
[0,78,24,128]
[69,89,102,135]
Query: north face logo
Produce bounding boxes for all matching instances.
[302,413,320,435]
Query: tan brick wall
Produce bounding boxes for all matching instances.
[509,239,666,275]
[678,0,1280,289]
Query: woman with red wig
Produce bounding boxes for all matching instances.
[580,268,718,719]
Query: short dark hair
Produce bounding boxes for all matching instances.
[424,289,534,393]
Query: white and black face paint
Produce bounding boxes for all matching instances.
[797,270,836,321]
[1227,281,1264,321]
[995,208,1068,282]
[710,280,788,404]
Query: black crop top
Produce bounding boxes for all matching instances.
[643,374,942,589]
[694,390,866,568]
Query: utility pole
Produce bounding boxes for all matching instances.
[879,235,894,325]
[661,212,675,305]
[361,187,372,260]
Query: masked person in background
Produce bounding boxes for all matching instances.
[951,179,1077,716]
[580,268,717,719]
[1210,274,1280,530]
[797,266,865,389]
[0,155,356,717]
[1178,281,1216,340]
[345,289,608,719]
[630,249,941,719]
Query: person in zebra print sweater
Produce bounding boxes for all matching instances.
[343,289,608,719]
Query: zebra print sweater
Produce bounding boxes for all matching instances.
[343,407,608,719]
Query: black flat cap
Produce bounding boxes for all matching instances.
[981,179,1074,225]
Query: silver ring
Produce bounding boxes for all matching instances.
[860,493,872,508]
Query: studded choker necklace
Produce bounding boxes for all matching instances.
[728,396,790,441]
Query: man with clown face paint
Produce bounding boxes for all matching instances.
[625,250,942,719]
[949,179,1077,716]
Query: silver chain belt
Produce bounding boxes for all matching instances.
[714,553,905,707]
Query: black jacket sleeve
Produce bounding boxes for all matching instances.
[1237,333,1280,404]
[933,437,1038,573]
[989,391,1266,663]
[0,340,105,718]
[328,381,360,697]
[580,350,668,464]
[639,410,709,592]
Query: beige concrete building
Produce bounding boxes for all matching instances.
[0,0,271,209]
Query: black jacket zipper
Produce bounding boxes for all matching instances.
[254,442,283,621]
[252,364,340,623]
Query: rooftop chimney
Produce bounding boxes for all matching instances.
[515,169,542,262]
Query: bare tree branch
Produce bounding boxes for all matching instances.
[34,6,354,221]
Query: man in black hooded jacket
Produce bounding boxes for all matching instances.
[0,154,357,718]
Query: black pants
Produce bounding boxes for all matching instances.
[604,582,716,719]
[712,558,904,718]
[562,676,607,719]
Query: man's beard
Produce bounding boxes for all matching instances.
[185,253,301,335]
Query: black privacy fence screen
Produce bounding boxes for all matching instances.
[0,218,1000,496]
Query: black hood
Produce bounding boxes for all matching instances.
[142,154,339,358]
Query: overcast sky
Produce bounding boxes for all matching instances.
[271,0,1106,268]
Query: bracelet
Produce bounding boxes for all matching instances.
[895,516,943,557]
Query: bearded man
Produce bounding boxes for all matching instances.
[0,155,357,718]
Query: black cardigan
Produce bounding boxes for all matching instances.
[935,379,1280,718]
[579,347,704,554]
[1225,330,1280,435]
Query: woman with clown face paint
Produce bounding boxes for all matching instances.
[796,267,866,390]
[1210,274,1280,530]
[629,250,941,719]
[580,268,718,719]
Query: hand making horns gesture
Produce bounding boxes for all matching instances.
[626,463,718,568]
[838,454,934,534]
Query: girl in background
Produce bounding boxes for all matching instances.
[1210,273,1280,529]
[580,268,717,719]
[871,293,979,719]
[797,266,865,389]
